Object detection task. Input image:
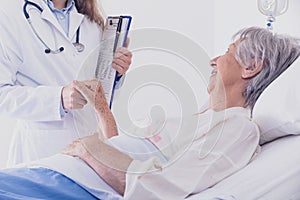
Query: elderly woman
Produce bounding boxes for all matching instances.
[0,27,299,200]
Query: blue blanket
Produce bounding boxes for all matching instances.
[0,168,99,200]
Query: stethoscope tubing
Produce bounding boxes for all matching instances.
[23,0,84,54]
[23,0,42,19]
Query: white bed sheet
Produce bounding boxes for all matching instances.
[187,135,300,200]
[26,134,300,200]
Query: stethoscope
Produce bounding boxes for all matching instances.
[23,0,85,54]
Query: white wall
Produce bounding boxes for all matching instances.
[213,0,300,56]
[0,0,299,168]
[101,0,215,55]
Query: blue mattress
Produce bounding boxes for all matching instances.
[0,167,99,200]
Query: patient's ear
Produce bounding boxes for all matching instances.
[241,60,263,79]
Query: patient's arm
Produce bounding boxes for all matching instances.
[74,80,118,139]
[62,133,133,195]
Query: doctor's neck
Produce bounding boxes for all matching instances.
[51,0,69,10]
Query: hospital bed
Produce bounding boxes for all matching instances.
[187,135,300,200]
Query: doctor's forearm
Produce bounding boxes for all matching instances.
[0,85,62,121]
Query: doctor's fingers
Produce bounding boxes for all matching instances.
[112,60,129,76]
[62,84,87,110]
[112,49,132,75]
[63,98,87,110]
[114,47,133,62]
[72,99,88,110]
[113,48,132,74]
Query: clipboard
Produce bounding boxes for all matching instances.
[95,15,132,108]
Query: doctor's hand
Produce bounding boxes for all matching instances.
[61,81,87,110]
[112,37,132,77]
[73,79,108,112]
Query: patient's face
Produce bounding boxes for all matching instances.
[207,40,243,95]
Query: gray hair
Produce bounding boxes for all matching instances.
[233,27,300,110]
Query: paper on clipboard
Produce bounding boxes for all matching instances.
[95,15,132,108]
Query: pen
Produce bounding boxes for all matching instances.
[113,16,123,53]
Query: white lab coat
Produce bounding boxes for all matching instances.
[0,0,103,166]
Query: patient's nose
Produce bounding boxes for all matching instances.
[210,56,219,68]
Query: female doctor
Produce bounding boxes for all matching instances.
[0,0,132,166]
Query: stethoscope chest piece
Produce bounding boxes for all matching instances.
[73,42,85,52]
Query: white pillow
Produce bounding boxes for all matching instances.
[252,57,300,144]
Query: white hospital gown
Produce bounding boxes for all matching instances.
[124,107,260,200]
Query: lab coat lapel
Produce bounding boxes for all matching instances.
[39,1,66,36]
[35,0,84,42]
[69,9,84,40]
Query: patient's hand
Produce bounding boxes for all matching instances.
[74,80,118,139]
[61,133,132,195]
[73,79,107,111]
[61,139,88,158]
[61,133,98,161]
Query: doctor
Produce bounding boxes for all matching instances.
[0,0,132,166]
